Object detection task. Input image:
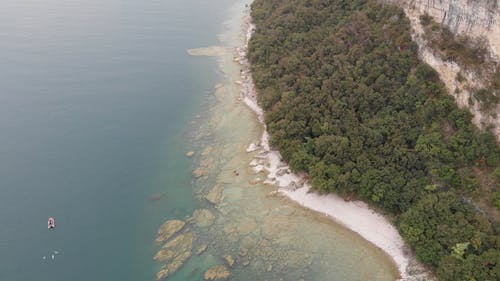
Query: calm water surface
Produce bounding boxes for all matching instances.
[0,0,231,280]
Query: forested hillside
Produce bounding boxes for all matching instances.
[248,0,499,279]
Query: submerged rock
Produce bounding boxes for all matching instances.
[224,255,235,267]
[197,244,208,255]
[154,232,194,262]
[193,167,209,178]
[190,209,215,227]
[239,247,248,257]
[150,192,167,202]
[154,232,195,280]
[248,177,263,185]
[199,157,215,169]
[204,184,223,205]
[155,220,186,244]
[187,46,229,57]
[156,250,192,280]
[223,225,237,236]
[202,146,214,156]
[236,217,258,235]
[204,265,231,280]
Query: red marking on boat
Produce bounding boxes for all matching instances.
[48,217,55,229]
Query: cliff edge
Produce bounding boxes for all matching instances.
[384,0,500,139]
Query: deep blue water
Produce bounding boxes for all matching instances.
[0,0,233,280]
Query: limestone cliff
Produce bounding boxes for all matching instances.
[383,0,500,139]
[384,0,499,58]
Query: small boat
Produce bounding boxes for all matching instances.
[48,217,55,229]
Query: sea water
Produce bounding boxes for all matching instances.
[0,0,398,280]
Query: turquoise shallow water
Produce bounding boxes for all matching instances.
[0,0,399,280]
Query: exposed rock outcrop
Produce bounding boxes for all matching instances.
[154,232,195,280]
[154,232,194,262]
[156,251,192,280]
[155,220,186,244]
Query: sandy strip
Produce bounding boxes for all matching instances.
[235,13,431,281]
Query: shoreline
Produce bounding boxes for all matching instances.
[235,14,430,281]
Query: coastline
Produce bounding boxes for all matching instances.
[235,14,431,281]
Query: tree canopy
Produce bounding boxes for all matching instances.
[248,0,499,280]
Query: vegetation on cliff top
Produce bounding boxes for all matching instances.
[248,0,499,280]
[419,13,499,114]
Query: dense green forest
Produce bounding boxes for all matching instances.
[248,0,499,280]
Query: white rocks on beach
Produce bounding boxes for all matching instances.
[246,142,260,153]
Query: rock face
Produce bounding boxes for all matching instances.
[154,232,194,280]
[384,0,500,58]
[204,265,231,280]
[382,0,500,139]
[155,220,186,244]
